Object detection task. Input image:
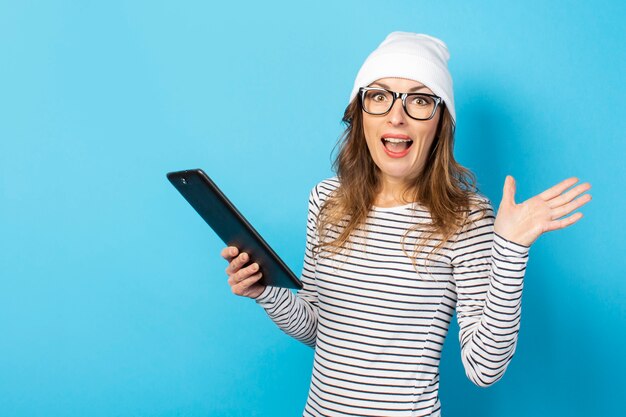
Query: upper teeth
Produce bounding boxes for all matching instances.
[383,138,411,143]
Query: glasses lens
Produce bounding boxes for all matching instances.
[406,94,436,120]
[362,89,393,114]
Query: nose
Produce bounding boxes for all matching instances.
[386,96,407,125]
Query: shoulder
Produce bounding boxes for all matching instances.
[466,192,494,217]
[308,176,340,209]
[314,176,340,199]
[456,192,495,235]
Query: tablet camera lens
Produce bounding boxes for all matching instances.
[181,178,187,185]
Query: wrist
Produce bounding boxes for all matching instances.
[493,231,531,250]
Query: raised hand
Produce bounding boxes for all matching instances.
[493,176,592,247]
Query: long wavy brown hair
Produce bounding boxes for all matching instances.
[315,97,488,267]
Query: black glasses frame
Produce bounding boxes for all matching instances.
[358,87,443,121]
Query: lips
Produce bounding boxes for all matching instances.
[381,134,413,158]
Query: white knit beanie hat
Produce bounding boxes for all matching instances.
[349,32,456,124]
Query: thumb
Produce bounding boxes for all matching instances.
[502,175,516,205]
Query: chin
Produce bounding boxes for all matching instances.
[380,168,419,182]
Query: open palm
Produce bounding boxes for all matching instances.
[493,176,592,247]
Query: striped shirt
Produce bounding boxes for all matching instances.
[255,177,529,417]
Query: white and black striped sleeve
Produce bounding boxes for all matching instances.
[451,199,530,387]
[253,184,322,348]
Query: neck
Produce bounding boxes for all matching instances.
[374,174,415,207]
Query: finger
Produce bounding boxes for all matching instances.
[547,182,592,209]
[550,194,592,219]
[221,246,239,261]
[544,212,584,233]
[502,175,516,206]
[232,272,263,295]
[225,252,249,275]
[231,262,259,284]
[538,177,579,201]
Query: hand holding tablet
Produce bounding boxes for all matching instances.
[221,246,266,299]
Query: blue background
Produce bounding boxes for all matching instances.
[1,1,624,416]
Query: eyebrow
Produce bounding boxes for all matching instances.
[370,82,428,92]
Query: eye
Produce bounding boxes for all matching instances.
[371,92,387,102]
[409,95,433,106]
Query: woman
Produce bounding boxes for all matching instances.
[221,32,591,416]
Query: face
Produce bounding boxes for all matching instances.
[362,77,441,186]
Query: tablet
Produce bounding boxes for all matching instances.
[166,169,302,290]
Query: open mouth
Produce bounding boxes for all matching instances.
[381,137,413,154]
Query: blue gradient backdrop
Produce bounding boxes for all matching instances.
[1,1,624,416]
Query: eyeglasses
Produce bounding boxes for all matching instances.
[359,87,443,121]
